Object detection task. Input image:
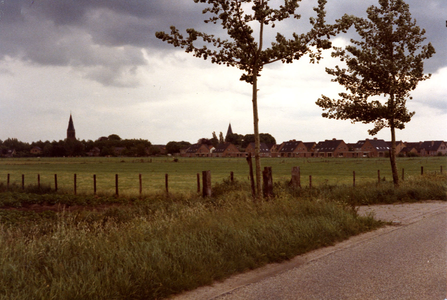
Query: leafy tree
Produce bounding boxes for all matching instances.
[100,146,113,157]
[43,143,53,157]
[148,145,161,156]
[198,138,214,146]
[211,132,219,147]
[2,138,30,153]
[218,132,225,144]
[136,144,148,157]
[242,133,276,149]
[225,133,244,146]
[65,139,85,157]
[316,0,435,186]
[156,0,345,197]
[108,134,121,141]
[51,140,66,157]
[166,141,191,155]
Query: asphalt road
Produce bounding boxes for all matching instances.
[173,202,447,300]
[215,210,446,300]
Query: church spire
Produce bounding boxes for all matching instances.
[67,114,76,140]
[225,123,233,141]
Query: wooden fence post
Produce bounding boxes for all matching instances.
[202,170,212,197]
[421,166,424,176]
[22,174,25,190]
[74,174,77,195]
[165,174,169,194]
[37,174,40,189]
[93,174,97,195]
[230,171,234,183]
[139,174,142,195]
[353,171,356,188]
[115,174,119,196]
[246,153,256,198]
[54,174,58,192]
[262,167,273,199]
[291,166,301,188]
[197,173,200,193]
[7,174,10,190]
[402,168,404,181]
[309,175,312,189]
[377,170,380,184]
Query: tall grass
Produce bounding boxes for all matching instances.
[0,172,445,299]
[0,181,383,300]
[279,173,447,206]
[1,156,445,195]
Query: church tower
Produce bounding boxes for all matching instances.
[225,123,233,141]
[67,114,76,140]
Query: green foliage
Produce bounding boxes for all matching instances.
[317,0,435,134]
[107,134,121,141]
[156,0,343,81]
[156,0,350,197]
[316,0,435,186]
[147,145,161,156]
[242,133,276,148]
[225,133,244,146]
[277,173,446,206]
[0,184,382,300]
[211,131,219,147]
[0,136,153,158]
[0,170,445,298]
[166,141,191,155]
[0,156,445,195]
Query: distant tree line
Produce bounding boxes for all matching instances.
[0,135,154,157]
[173,131,276,154]
[1,131,276,157]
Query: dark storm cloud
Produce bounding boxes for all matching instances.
[0,0,206,86]
[0,0,445,86]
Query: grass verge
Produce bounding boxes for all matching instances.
[0,174,445,299]
[0,189,378,299]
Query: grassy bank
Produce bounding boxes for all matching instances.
[1,156,445,195]
[0,174,445,299]
[0,185,380,299]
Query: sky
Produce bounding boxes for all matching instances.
[0,0,446,145]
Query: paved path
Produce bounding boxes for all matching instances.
[173,201,447,300]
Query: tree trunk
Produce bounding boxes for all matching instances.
[389,122,399,187]
[252,66,262,198]
[251,12,264,199]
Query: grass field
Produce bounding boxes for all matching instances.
[0,156,446,195]
[0,157,445,299]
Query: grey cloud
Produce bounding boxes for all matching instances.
[0,0,445,87]
[324,0,446,74]
[0,0,205,86]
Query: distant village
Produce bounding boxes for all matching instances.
[1,115,446,158]
[183,123,447,158]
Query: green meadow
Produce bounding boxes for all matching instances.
[0,156,445,299]
[0,156,445,195]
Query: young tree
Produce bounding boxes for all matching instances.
[316,0,434,187]
[211,131,219,147]
[156,0,346,197]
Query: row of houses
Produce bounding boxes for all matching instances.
[181,139,447,158]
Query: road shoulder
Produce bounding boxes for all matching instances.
[172,201,447,300]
